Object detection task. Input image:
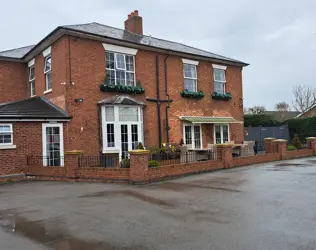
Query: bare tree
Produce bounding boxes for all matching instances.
[275,102,290,112]
[243,107,248,114]
[248,105,266,114]
[292,84,316,112]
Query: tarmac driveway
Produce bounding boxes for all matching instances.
[1,157,316,249]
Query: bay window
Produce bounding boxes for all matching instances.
[214,124,230,144]
[102,105,143,158]
[183,124,202,149]
[106,52,135,86]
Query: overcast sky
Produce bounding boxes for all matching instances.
[1,0,315,110]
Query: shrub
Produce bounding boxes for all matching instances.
[148,160,159,168]
[120,158,130,168]
[287,145,297,151]
[137,142,144,150]
[286,117,316,142]
[292,133,302,149]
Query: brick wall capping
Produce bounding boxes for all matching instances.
[306,137,316,141]
[273,139,288,143]
[128,150,151,155]
[216,143,234,148]
[264,137,276,141]
[65,150,84,155]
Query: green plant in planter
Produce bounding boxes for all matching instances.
[211,92,232,100]
[100,77,145,94]
[180,89,204,99]
[137,142,145,150]
[148,160,160,168]
[287,145,297,151]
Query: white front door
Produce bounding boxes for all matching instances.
[42,123,64,166]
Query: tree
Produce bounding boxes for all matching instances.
[292,84,316,112]
[275,102,290,112]
[248,105,266,114]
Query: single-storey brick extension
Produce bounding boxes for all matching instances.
[0,10,248,168]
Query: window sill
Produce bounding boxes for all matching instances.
[43,89,52,95]
[0,145,16,150]
[103,149,120,154]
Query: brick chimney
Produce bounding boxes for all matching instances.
[124,10,143,35]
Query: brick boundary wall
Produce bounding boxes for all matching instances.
[1,138,315,184]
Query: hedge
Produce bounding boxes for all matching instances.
[285,117,316,142]
[244,114,282,127]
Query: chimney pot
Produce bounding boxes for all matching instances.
[125,10,143,35]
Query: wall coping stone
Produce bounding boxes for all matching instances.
[128,150,151,155]
[273,139,288,143]
[65,150,84,155]
[306,137,316,140]
[264,137,276,140]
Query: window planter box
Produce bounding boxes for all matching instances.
[180,90,204,99]
[211,92,232,100]
[100,83,145,94]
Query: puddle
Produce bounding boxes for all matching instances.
[306,160,316,164]
[265,168,290,172]
[81,190,175,208]
[275,163,309,167]
[0,209,145,250]
[149,182,241,193]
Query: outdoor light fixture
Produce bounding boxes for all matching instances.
[75,98,84,103]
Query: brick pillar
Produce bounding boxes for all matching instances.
[129,150,150,184]
[264,137,276,153]
[64,150,82,181]
[217,144,233,169]
[306,137,316,154]
[273,139,287,160]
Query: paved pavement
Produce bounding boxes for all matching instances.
[1,157,316,250]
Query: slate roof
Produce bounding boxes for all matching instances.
[0,22,248,66]
[0,96,71,120]
[180,116,242,124]
[98,95,145,106]
[0,45,35,59]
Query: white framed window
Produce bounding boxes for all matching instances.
[106,52,135,86]
[183,124,202,149]
[29,65,35,97]
[214,68,226,94]
[0,124,13,145]
[44,55,52,92]
[183,64,198,92]
[214,124,230,144]
[102,105,143,158]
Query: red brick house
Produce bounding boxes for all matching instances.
[0,10,248,166]
[297,103,316,118]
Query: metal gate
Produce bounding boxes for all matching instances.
[244,124,290,152]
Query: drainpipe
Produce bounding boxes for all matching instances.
[164,53,170,143]
[156,56,162,147]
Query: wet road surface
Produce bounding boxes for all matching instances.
[1,157,316,249]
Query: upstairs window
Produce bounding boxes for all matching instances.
[44,55,52,92]
[29,66,35,97]
[183,64,197,92]
[106,52,135,86]
[213,64,227,94]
